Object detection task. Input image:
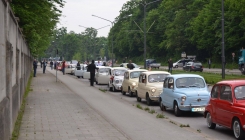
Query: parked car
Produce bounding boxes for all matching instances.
[136,71,171,106]
[146,59,161,69]
[204,80,245,140]
[108,67,128,92]
[173,59,192,68]
[159,74,210,116]
[83,66,105,79]
[183,61,203,72]
[121,69,148,96]
[65,64,76,74]
[119,63,140,69]
[74,64,87,78]
[95,67,111,85]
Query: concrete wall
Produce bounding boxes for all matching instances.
[0,0,32,139]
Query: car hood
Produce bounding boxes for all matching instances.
[114,76,124,80]
[233,101,245,107]
[130,78,139,82]
[176,88,210,97]
[148,83,163,89]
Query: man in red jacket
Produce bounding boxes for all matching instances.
[62,60,66,75]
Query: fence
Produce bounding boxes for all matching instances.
[0,0,32,139]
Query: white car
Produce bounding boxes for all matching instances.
[136,71,171,106]
[65,64,76,74]
[95,67,111,85]
[108,67,128,92]
[74,64,87,78]
[121,69,148,96]
[83,66,105,79]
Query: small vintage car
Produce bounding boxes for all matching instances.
[95,67,111,85]
[74,64,87,78]
[204,80,245,140]
[159,74,210,116]
[183,61,203,72]
[65,64,76,74]
[136,71,171,106]
[121,69,148,96]
[108,67,128,92]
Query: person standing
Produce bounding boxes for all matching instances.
[87,60,97,86]
[33,59,38,77]
[127,60,135,70]
[50,60,54,70]
[77,61,81,70]
[43,60,47,73]
[168,58,173,74]
[208,59,211,69]
[62,60,66,75]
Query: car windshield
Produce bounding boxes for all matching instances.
[114,69,126,76]
[148,74,169,83]
[234,86,245,100]
[99,68,110,73]
[176,77,205,88]
[130,71,144,78]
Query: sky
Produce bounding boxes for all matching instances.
[57,0,129,37]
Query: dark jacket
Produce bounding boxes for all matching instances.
[87,63,97,73]
[127,63,135,70]
[168,60,173,68]
[33,61,37,69]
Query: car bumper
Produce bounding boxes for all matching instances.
[179,105,207,112]
[149,96,159,101]
[114,84,122,90]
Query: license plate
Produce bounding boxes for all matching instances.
[191,107,205,112]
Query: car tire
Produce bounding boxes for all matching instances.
[128,88,133,97]
[77,76,80,78]
[121,87,126,95]
[96,81,98,85]
[233,118,245,140]
[206,112,216,129]
[159,98,166,111]
[146,94,152,106]
[136,91,141,102]
[174,102,182,117]
[108,84,112,91]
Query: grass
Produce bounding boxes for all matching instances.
[197,129,201,133]
[180,124,190,128]
[11,74,33,140]
[156,114,165,118]
[136,104,143,110]
[144,107,150,111]
[148,109,156,114]
[169,121,177,125]
[99,88,107,92]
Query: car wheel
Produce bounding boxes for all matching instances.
[82,76,84,78]
[108,84,112,91]
[121,87,126,95]
[136,91,141,102]
[128,88,133,97]
[174,102,182,117]
[96,81,98,85]
[233,119,245,140]
[77,76,80,78]
[206,112,216,129]
[159,98,166,111]
[146,94,152,106]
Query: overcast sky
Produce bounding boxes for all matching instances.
[57,0,129,37]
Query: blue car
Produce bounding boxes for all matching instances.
[159,74,210,116]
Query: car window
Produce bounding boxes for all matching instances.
[220,85,232,101]
[211,86,219,98]
[164,78,169,88]
[114,69,126,76]
[124,72,129,79]
[139,74,146,83]
[176,77,205,88]
[234,86,245,100]
[148,74,169,83]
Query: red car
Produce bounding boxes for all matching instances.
[204,80,245,140]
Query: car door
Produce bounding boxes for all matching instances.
[209,85,220,123]
[137,74,146,98]
[122,72,129,92]
[216,85,233,127]
[163,78,175,108]
[97,68,110,84]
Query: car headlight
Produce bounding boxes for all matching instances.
[132,82,136,86]
[115,80,119,84]
[151,88,156,93]
[181,96,186,102]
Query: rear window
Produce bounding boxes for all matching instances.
[234,86,245,100]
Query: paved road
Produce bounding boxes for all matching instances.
[47,69,210,140]
[58,70,237,140]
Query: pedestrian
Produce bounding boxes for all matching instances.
[62,60,66,75]
[87,60,97,86]
[50,60,54,70]
[33,59,37,77]
[208,59,211,69]
[102,61,106,66]
[127,60,135,70]
[77,61,81,70]
[167,58,173,73]
[54,61,57,69]
[43,60,47,73]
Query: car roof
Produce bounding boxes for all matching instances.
[141,71,171,75]
[216,80,245,86]
[127,69,148,72]
[111,67,128,70]
[167,74,204,79]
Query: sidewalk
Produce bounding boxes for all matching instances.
[18,67,128,140]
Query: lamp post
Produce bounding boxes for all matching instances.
[79,25,110,60]
[221,0,225,79]
[92,15,114,67]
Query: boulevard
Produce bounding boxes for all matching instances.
[48,68,237,140]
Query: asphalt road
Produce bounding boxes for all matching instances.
[54,70,237,140]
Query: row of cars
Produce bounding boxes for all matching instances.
[67,62,245,140]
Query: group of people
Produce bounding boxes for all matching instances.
[33,59,48,77]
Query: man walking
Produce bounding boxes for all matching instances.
[168,58,173,74]
[87,60,97,86]
[127,60,135,70]
[43,60,47,74]
[33,59,37,77]
[50,60,54,70]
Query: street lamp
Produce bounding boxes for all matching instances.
[78,25,110,60]
[92,15,114,67]
[140,0,160,69]
[221,0,225,79]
